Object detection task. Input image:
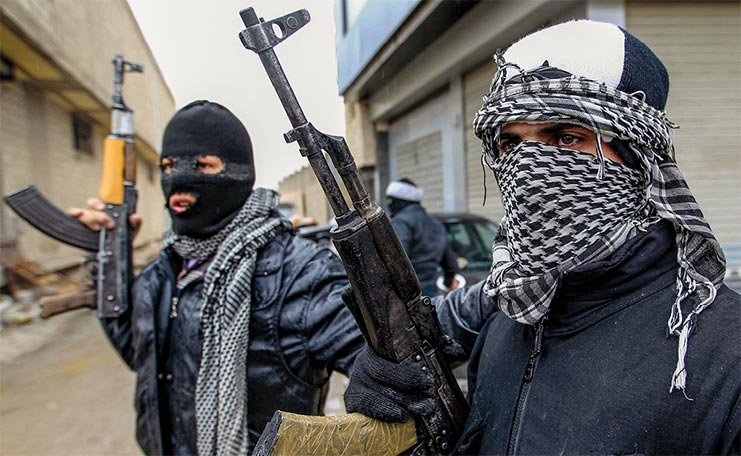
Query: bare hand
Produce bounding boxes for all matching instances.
[67,198,142,238]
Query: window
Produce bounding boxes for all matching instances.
[71,114,93,155]
[0,55,14,81]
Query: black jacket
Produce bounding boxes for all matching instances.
[100,226,364,455]
[391,203,457,290]
[440,221,741,454]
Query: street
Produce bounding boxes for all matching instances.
[0,309,139,456]
[0,308,349,455]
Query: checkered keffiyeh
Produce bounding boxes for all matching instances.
[475,57,726,394]
[486,143,651,324]
[165,187,290,455]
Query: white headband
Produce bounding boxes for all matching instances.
[386,181,423,202]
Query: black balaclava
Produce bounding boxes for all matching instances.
[160,100,255,238]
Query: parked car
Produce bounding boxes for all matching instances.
[298,212,498,291]
[430,213,498,290]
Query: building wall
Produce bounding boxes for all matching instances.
[338,0,739,260]
[0,0,174,271]
[626,1,740,247]
[278,166,331,225]
[0,1,172,150]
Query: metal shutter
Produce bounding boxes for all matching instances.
[627,1,741,250]
[394,131,444,213]
[463,60,502,223]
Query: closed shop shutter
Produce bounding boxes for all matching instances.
[627,1,741,251]
[463,60,501,223]
[394,131,444,213]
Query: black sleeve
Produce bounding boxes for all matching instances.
[297,248,365,377]
[433,280,497,354]
[98,273,140,370]
[441,243,459,287]
[391,217,413,254]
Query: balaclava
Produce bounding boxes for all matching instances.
[161,100,255,238]
[473,20,726,395]
[386,178,423,216]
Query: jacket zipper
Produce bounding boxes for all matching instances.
[169,296,179,318]
[507,318,546,455]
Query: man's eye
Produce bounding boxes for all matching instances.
[195,157,224,174]
[498,140,518,155]
[159,161,174,173]
[558,134,580,146]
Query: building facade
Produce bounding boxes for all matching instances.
[329,0,739,267]
[1,0,175,273]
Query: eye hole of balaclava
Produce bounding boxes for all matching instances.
[160,100,255,239]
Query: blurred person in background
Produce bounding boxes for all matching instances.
[386,178,460,296]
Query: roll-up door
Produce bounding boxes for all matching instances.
[394,131,444,212]
[463,60,501,223]
[389,92,448,213]
[627,1,740,250]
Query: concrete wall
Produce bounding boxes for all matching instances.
[0,0,174,271]
[278,166,331,225]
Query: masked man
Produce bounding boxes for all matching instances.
[386,178,460,296]
[71,100,363,455]
[344,20,740,454]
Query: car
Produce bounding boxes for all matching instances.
[298,212,498,292]
[297,222,334,248]
[430,212,498,290]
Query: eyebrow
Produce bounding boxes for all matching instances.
[540,123,573,134]
[499,132,521,141]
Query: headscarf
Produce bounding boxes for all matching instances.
[474,21,726,395]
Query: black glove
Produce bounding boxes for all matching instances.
[344,346,438,423]
[442,335,467,365]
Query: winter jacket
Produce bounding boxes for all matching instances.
[100,225,364,455]
[439,221,741,454]
[391,203,458,295]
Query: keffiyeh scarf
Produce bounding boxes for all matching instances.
[163,187,290,455]
[474,56,726,395]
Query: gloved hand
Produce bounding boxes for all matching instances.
[344,346,438,423]
[441,335,467,365]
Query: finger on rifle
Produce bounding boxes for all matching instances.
[129,213,143,239]
[86,197,106,211]
[67,206,114,231]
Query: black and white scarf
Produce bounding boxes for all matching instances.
[474,58,726,395]
[163,187,290,455]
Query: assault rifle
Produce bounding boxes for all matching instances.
[5,54,142,319]
[238,7,469,455]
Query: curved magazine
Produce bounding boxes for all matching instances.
[4,185,99,252]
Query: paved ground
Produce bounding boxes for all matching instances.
[0,309,139,456]
[0,308,349,455]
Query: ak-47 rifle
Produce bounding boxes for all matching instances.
[5,54,142,319]
[238,7,469,455]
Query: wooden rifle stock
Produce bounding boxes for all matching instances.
[40,289,95,319]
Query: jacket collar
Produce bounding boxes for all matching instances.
[546,220,678,335]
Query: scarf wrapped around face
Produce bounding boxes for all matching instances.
[163,187,291,455]
[474,56,726,395]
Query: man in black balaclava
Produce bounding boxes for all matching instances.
[70,100,365,455]
[159,100,255,238]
